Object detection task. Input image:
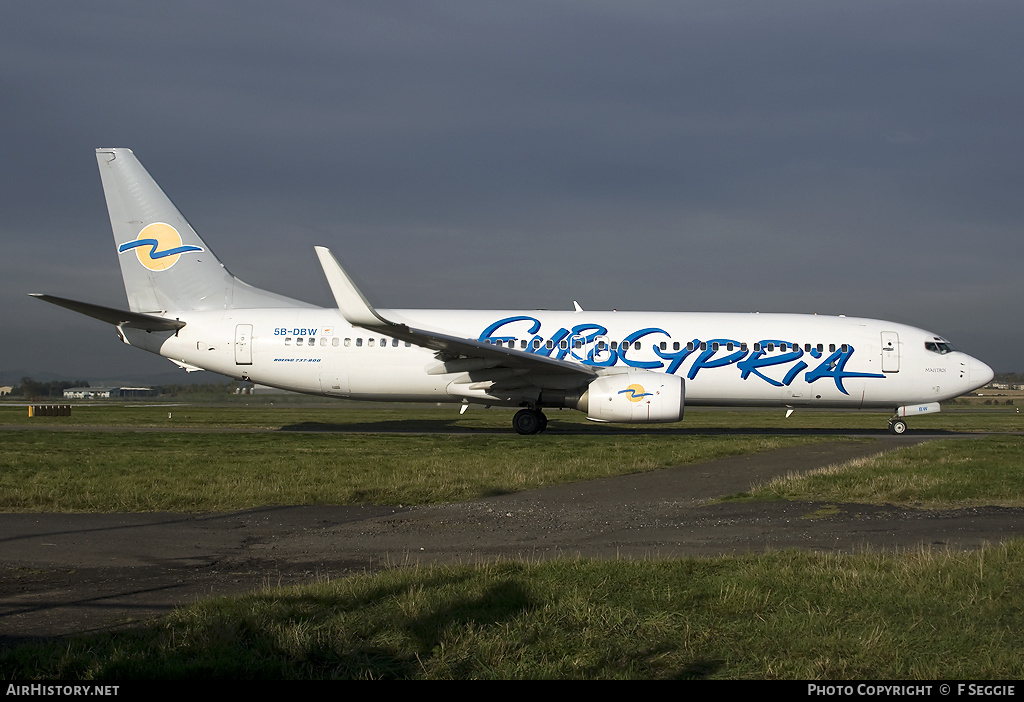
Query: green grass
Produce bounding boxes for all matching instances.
[743,436,1024,508]
[0,430,820,512]
[3,403,1023,679]
[2,403,1021,512]
[4,546,1023,679]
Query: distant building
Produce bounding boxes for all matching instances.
[62,387,154,399]
[0,386,12,396]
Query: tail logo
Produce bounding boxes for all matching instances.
[117,223,203,272]
[618,384,653,402]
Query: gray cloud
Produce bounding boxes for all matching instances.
[2,0,1021,379]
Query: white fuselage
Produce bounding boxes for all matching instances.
[124,307,992,411]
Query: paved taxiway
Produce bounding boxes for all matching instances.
[3,436,1023,643]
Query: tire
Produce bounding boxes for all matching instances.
[889,419,907,435]
[513,409,542,435]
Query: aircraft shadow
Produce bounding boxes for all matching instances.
[276,420,960,437]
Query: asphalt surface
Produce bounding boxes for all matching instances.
[3,435,1023,644]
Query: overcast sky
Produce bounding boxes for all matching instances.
[2,1,1021,383]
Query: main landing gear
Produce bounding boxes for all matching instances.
[513,408,548,435]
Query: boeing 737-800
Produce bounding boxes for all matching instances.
[32,148,994,434]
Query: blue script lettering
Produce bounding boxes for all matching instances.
[477,316,884,394]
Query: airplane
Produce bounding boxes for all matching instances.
[31,148,994,435]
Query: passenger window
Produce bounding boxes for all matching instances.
[829,344,836,353]
[841,344,849,353]
[284,337,291,346]
[320,338,327,347]
[673,342,680,351]
[332,338,340,347]
[356,338,363,347]
[296,337,304,346]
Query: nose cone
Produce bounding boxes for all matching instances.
[968,356,995,391]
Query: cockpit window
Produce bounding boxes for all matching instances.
[925,340,956,355]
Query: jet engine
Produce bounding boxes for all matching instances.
[577,370,684,423]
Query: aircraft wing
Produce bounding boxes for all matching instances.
[29,294,186,332]
[314,247,597,379]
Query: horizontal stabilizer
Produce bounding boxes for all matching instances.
[29,294,186,332]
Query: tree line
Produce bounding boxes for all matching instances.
[6,377,242,399]
[8,377,91,398]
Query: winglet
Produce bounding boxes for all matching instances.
[313,246,596,379]
[314,246,394,329]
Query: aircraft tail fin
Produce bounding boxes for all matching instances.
[96,148,310,313]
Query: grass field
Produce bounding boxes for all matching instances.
[0,429,823,511]
[2,402,1022,679]
[4,546,1023,679]
[745,436,1024,508]
[2,402,1022,511]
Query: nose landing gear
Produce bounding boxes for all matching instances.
[887,418,907,435]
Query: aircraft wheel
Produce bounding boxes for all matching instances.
[513,408,544,435]
[888,419,907,435]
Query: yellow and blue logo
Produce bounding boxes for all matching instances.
[117,223,203,272]
[618,384,653,402]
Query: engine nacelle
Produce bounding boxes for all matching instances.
[578,371,684,423]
